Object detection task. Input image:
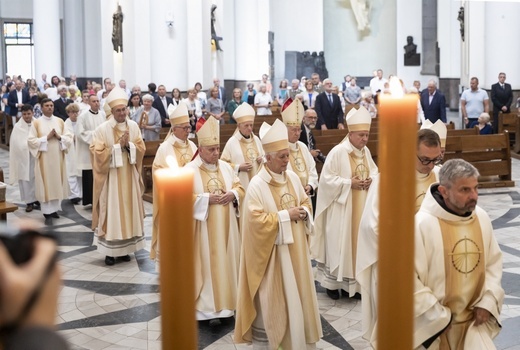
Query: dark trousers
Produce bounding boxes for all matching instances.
[82,169,93,205]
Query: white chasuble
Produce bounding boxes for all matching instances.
[413,185,504,350]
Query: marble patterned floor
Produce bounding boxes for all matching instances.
[2,135,520,348]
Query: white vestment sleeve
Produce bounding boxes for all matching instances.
[128,142,137,164]
[194,193,210,221]
[302,206,314,235]
[38,136,48,151]
[275,209,294,245]
[111,144,123,168]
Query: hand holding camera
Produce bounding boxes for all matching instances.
[0,227,60,335]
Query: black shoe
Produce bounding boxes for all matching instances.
[51,212,59,218]
[25,203,33,212]
[208,319,222,327]
[105,256,115,266]
[70,197,81,205]
[43,215,53,226]
[118,254,131,262]
[326,288,340,300]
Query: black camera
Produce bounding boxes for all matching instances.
[0,227,55,265]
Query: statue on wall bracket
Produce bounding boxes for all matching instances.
[112,4,123,53]
[350,0,371,32]
[403,36,420,66]
[457,6,465,42]
[211,4,223,51]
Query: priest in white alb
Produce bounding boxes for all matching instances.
[281,98,319,205]
[235,119,322,349]
[90,88,146,266]
[150,101,197,264]
[9,104,39,212]
[413,159,503,349]
[220,102,264,190]
[356,128,442,347]
[76,93,105,206]
[28,98,73,226]
[184,116,245,325]
[311,106,378,299]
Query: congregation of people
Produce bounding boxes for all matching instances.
[0,68,509,349]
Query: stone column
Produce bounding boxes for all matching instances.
[233,0,269,83]
[421,0,438,76]
[63,0,85,77]
[33,0,61,78]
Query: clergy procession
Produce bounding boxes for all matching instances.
[4,77,504,349]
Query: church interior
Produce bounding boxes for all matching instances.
[1,0,520,349]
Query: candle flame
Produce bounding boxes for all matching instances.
[389,77,404,98]
[166,155,179,170]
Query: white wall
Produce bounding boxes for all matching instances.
[396,0,425,89]
[324,0,397,85]
[484,1,520,89]
[437,0,461,80]
[269,0,323,84]
[0,0,33,19]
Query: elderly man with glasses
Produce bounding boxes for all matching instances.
[356,128,442,348]
[150,101,198,266]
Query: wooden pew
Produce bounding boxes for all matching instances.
[446,127,479,137]
[0,168,17,220]
[443,132,514,188]
[498,112,520,153]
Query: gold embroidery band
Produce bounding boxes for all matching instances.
[263,140,289,153]
[348,123,370,132]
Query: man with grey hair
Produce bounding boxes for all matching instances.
[131,85,142,96]
[314,78,345,130]
[420,79,447,124]
[413,158,504,349]
[289,78,302,100]
[212,78,226,106]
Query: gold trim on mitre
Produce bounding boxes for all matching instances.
[430,119,447,148]
[261,119,289,153]
[106,87,129,109]
[281,99,304,126]
[197,116,220,147]
[233,102,255,124]
[346,106,371,132]
[168,101,189,125]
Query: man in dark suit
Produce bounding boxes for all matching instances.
[314,79,345,130]
[7,79,30,120]
[53,86,74,120]
[420,80,447,124]
[213,78,226,106]
[152,84,173,126]
[491,72,513,134]
[299,108,326,163]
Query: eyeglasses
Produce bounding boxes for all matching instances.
[416,155,443,165]
[174,126,191,131]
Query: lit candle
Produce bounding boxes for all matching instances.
[154,156,197,349]
[377,78,417,349]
